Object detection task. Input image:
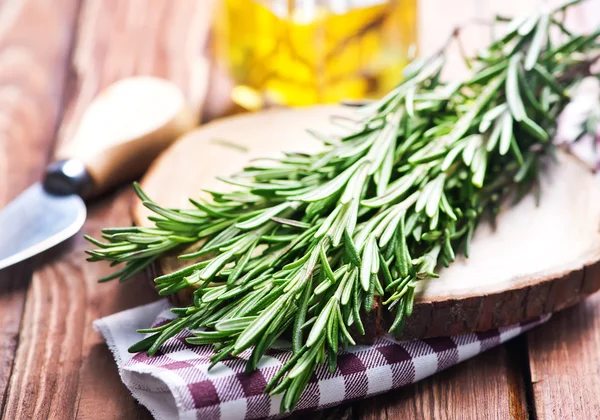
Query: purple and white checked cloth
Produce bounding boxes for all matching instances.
[95,299,549,420]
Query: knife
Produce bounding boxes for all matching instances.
[0,76,196,270]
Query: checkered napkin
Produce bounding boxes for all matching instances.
[94,299,549,420]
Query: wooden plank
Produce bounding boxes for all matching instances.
[527,292,600,419]
[2,1,214,419]
[57,0,214,145]
[0,0,81,410]
[354,342,529,419]
[294,404,354,420]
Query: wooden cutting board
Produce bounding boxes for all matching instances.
[133,105,600,339]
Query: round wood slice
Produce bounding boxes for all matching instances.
[133,105,600,340]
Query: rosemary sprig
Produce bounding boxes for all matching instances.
[87,1,599,412]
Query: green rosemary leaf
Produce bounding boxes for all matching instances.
[443,231,456,263]
[265,347,307,393]
[464,223,475,258]
[360,235,376,291]
[471,147,488,188]
[341,164,369,204]
[470,61,508,85]
[405,86,416,118]
[519,116,550,142]
[146,317,189,355]
[340,269,355,305]
[395,215,411,278]
[499,111,514,155]
[364,271,376,312]
[271,217,311,229]
[525,13,549,70]
[132,182,152,202]
[510,137,525,166]
[284,364,314,412]
[439,193,457,221]
[441,141,466,171]
[479,103,508,133]
[462,134,482,166]
[376,144,394,196]
[401,55,428,78]
[227,241,257,284]
[515,153,536,182]
[314,279,333,295]
[533,64,569,98]
[189,198,234,218]
[98,259,150,283]
[426,174,446,218]
[142,202,205,225]
[326,304,339,350]
[306,128,339,146]
[233,294,289,354]
[194,219,236,239]
[351,274,365,335]
[292,278,312,353]
[214,316,256,332]
[492,14,527,46]
[327,346,338,373]
[291,161,364,202]
[128,332,161,353]
[343,229,361,267]
[388,298,406,333]
[506,54,526,121]
[307,297,336,347]
[336,304,356,345]
[486,116,504,152]
[380,211,403,248]
[517,13,539,37]
[208,344,236,370]
[405,285,416,316]
[518,69,547,116]
[236,203,290,230]
[314,205,343,239]
[319,245,336,283]
[448,75,504,144]
[362,169,420,207]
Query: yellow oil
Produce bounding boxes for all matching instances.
[213,0,418,108]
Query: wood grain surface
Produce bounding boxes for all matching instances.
[527,292,600,419]
[0,1,598,419]
[357,342,531,420]
[0,0,81,411]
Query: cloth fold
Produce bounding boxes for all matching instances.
[95,299,549,420]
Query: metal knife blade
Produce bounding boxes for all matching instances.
[0,183,86,270]
[0,77,195,271]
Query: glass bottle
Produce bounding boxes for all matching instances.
[213,0,418,109]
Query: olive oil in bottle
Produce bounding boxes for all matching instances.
[213,0,418,108]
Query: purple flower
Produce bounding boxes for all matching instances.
[556,76,600,170]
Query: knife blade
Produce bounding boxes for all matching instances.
[0,183,86,270]
[0,76,196,270]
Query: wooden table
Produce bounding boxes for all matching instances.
[0,1,598,419]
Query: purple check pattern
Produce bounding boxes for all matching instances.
[95,300,549,420]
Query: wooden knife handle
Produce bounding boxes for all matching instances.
[54,76,196,196]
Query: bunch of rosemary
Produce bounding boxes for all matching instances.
[87,0,599,412]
